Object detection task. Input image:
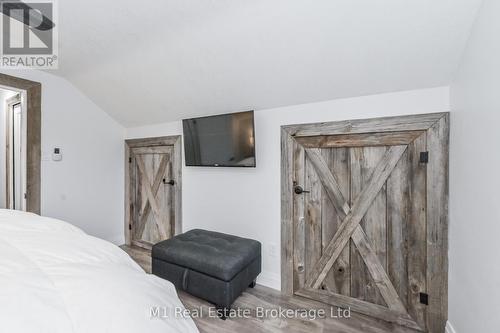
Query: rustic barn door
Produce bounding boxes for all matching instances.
[125,136,182,250]
[281,113,449,333]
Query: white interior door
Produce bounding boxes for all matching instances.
[5,95,26,212]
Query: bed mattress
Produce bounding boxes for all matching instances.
[0,209,198,333]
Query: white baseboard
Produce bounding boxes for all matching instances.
[446,321,457,333]
[256,271,280,290]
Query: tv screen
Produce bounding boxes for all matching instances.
[182,111,256,167]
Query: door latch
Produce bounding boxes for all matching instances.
[163,179,175,186]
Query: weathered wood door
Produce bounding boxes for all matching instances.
[126,137,182,250]
[281,113,449,333]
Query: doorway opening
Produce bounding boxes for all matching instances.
[0,89,26,210]
[0,73,41,214]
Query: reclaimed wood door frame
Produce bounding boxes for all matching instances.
[281,112,449,332]
[0,73,41,214]
[124,136,182,245]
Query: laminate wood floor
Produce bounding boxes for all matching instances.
[120,245,418,333]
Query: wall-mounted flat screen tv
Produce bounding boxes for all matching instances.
[182,111,256,167]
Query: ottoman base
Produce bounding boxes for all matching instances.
[152,254,261,309]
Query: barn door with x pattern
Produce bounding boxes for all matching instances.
[131,146,175,249]
[282,113,449,333]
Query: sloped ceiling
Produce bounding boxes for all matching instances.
[55,0,482,126]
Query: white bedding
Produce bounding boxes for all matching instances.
[0,210,198,333]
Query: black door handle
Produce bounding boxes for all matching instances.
[163,179,175,186]
[294,185,310,195]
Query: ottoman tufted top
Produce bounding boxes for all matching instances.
[152,229,261,281]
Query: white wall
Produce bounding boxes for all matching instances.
[126,86,450,289]
[449,0,500,332]
[0,70,125,244]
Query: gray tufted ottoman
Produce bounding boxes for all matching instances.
[152,229,261,317]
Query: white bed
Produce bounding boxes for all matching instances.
[0,209,198,333]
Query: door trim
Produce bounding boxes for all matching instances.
[281,112,449,331]
[0,73,41,214]
[124,135,182,245]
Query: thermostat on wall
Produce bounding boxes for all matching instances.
[52,148,62,161]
